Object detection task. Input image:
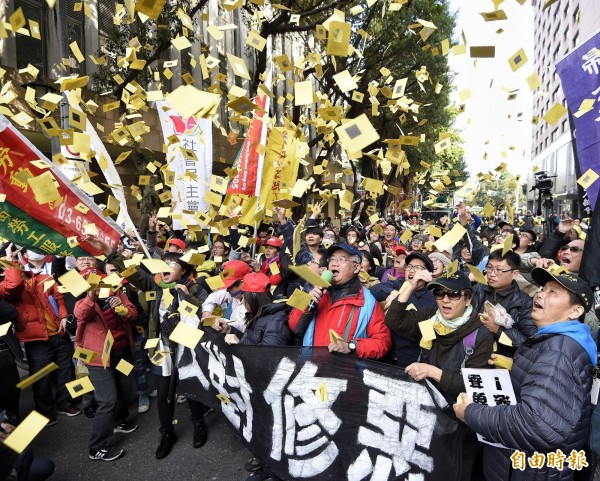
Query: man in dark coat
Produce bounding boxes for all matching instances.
[454,268,596,481]
[472,250,537,348]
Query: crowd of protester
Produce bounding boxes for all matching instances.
[0,200,598,481]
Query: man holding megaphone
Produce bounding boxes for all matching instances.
[288,244,392,359]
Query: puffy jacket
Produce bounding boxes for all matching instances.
[106,252,207,353]
[289,278,391,359]
[385,300,495,399]
[0,266,67,342]
[465,333,593,481]
[74,290,137,367]
[233,302,291,346]
[472,281,537,348]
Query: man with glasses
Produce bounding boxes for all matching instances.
[515,229,537,255]
[472,250,537,348]
[288,244,391,359]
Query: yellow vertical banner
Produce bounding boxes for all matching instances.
[259,128,299,209]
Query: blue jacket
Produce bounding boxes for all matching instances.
[465,327,594,481]
[234,302,291,347]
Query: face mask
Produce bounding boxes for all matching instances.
[322,239,333,249]
[488,224,495,229]
[27,251,46,262]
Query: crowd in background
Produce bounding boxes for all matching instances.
[0,199,598,481]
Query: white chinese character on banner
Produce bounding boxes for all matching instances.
[582,48,600,75]
[177,339,253,442]
[264,358,348,477]
[347,370,436,481]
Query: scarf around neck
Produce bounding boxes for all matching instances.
[434,305,473,330]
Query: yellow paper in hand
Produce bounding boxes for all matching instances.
[169,322,204,349]
[466,264,488,285]
[0,322,11,336]
[498,331,513,347]
[418,320,437,342]
[3,411,49,453]
[286,289,312,311]
[65,376,95,398]
[329,329,342,344]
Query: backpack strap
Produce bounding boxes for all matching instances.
[461,329,479,369]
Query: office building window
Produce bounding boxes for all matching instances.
[15,0,46,75]
[67,0,85,74]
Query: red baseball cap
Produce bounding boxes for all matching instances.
[264,237,283,249]
[222,260,253,289]
[241,272,271,293]
[168,238,186,250]
[394,246,407,256]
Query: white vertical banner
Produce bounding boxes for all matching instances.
[84,117,151,258]
[156,101,213,229]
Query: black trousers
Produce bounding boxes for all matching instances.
[153,372,204,433]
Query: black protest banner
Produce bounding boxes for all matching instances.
[177,330,464,481]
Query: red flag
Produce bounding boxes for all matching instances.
[226,95,268,195]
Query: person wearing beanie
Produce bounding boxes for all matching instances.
[428,252,450,278]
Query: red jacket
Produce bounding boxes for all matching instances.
[74,292,137,367]
[289,288,391,359]
[0,266,68,342]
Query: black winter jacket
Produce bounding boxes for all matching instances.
[465,333,593,481]
[233,302,291,346]
[472,281,537,349]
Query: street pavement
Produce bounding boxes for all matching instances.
[19,372,252,481]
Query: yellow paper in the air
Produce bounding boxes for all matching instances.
[418,320,437,342]
[289,265,332,287]
[578,169,599,189]
[16,363,58,389]
[115,359,134,376]
[72,346,98,363]
[316,381,329,403]
[27,172,61,204]
[150,351,168,366]
[502,234,514,256]
[3,411,48,453]
[429,226,443,238]
[169,321,204,349]
[433,223,467,252]
[102,331,114,369]
[141,259,174,274]
[574,99,595,118]
[144,338,160,349]
[178,300,199,317]
[466,264,488,285]
[57,269,91,297]
[335,114,380,155]
[543,103,567,126]
[286,289,312,311]
[498,331,513,347]
[65,376,95,398]
[294,81,315,106]
[205,275,226,291]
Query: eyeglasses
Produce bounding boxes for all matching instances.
[77,257,95,262]
[560,245,584,253]
[432,288,465,300]
[328,256,355,264]
[485,266,516,275]
[405,264,428,271]
[323,233,335,238]
[307,259,320,266]
[518,233,533,240]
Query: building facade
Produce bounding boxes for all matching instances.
[526,0,580,216]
